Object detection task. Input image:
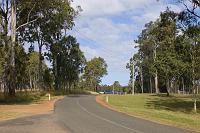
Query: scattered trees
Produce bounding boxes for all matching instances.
[129,8,200,94]
[0,1,108,96]
[128,4,200,111]
[0,0,85,96]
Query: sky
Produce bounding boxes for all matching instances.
[70,0,182,86]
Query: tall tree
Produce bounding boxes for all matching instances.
[18,0,78,89]
[132,9,182,95]
[83,57,107,92]
[49,35,85,92]
[134,20,160,94]
[178,9,200,112]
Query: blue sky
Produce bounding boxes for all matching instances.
[71,0,182,86]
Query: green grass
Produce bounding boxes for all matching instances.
[103,94,200,132]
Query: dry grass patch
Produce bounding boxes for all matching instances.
[0,92,64,121]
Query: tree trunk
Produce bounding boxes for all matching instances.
[112,84,115,94]
[154,47,159,94]
[132,64,135,95]
[30,77,32,89]
[155,71,159,94]
[150,77,152,93]
[194,98,197,112]
[38,44,43,89]
[54,57,59,90]
[8,0,17,96]
[170,79,173,94]
[194,87,197,113]
[182,77,185,94]
[140,66,144,93]
[166,79,170,96]
[94,83,96,92]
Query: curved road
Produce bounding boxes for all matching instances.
[0,95,197,133]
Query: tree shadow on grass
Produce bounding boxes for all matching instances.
[145,94,200,114]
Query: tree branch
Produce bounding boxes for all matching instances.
[0,6,6,19]
[16,3,38,31]
[27,3,36,22]
[183,1,200,18]
[16,17,39,31]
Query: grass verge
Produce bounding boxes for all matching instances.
[99,94,200,132]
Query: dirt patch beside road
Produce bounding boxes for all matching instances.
[96,95,122,113]
[0,96,64,121]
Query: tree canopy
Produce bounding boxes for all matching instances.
[83,57,107,92]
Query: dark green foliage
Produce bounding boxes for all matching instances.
[129,8,200,96]
[43,68,53,91]
[0,0,84,97]
[83,57,107,92]
[50,35,86,91]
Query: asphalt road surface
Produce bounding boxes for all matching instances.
[0,95,198,133]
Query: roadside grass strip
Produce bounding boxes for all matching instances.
[101,94,200,132]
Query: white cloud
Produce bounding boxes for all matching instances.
[71,0,181,85]
[72,0,154,17]
[80,46,99,60]
[131,3,182,25]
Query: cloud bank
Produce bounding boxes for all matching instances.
[71,0,181,85]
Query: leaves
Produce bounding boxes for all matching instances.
[83,57,107,91]
[129,8,200,93]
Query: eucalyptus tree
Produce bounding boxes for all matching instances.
[0,0,81,96]
[83,57,107,92]
[15,44,28,90]
[178,10,200,112]
[127,53,144,93]
[126,56,137,94]
[0,0,40,95]
[132,9,182,95]
[134,20,160,94]
[155,9,180,95]
[50,35,85,92]
[43,68,53,91]
[18,0,78,89]
[26,52,40,90]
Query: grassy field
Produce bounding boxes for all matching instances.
[102,94,200,132]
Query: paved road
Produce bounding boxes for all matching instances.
[0,95,198,133]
